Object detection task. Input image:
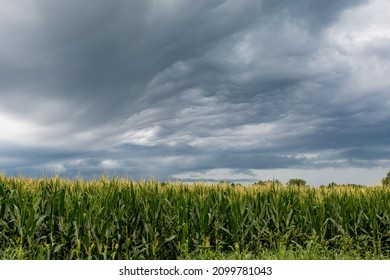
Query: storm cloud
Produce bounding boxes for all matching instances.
[1,0,389,185]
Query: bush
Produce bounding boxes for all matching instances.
[253,179,282,187]
[287,178,307,187]
[382,171,390,187]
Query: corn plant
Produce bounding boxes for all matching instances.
[0,174,389,259]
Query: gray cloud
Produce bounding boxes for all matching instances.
[1,0,389,185]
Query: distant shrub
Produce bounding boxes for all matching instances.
[347,183,365,188]
[253,180,266,186]
[319,182,367,188]
[287,178,307,187]
[382,171,390,187]
[319,182,337,188]
[253,179,282,187]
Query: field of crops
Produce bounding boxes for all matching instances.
[1,175,389,259]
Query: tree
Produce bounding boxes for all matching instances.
[253,179,282,187]
[287,178,307,187]
[382,171,390,187]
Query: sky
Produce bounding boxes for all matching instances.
[1,0,390,186]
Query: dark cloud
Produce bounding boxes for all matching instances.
[262,0,368,31]
[1,0,389,185]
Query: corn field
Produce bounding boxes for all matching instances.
[0,175,389,259]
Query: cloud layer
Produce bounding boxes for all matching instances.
[1,0,390,185]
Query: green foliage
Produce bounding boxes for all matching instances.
[382,171,390,187]
[0,174,389,260]
[253,179,282,187]
[181,247,388,260]
[287,178,307,187]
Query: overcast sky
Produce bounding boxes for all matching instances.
[1,0,390,185]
